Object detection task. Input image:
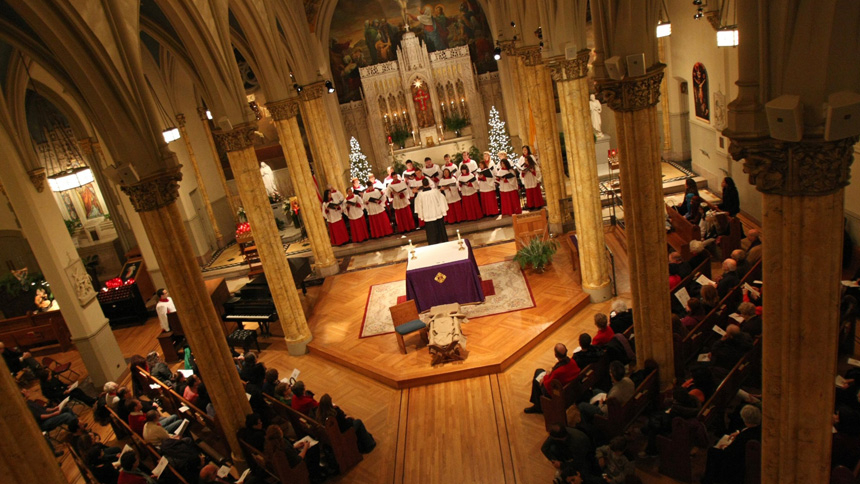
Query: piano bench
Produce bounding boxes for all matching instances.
[227,329,260,354]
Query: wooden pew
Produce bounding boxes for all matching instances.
[658,339,762,482]
[593,360,659,439]
[237,436,310,484]
[133,366,232,463]
[540,359,607,431]
[67,442,101,484]
[702,201,745,258]
[0,310,72,352]
[670,253,712,315]
[263,394,363,473]
[666,205,702,260]
[105,406,193,484]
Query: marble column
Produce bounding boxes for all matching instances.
[729,136,858,484]
[300,82,347,194]
[0,364,67,484]
[267,98,339,277]
[120,168,251,459]
[214,125,314,354]
[0,128,125,386]
[197,108,239,223]
[177,114,223,244]
[518,46,565,233]
[553,51,612,302]
[596,68,674,378]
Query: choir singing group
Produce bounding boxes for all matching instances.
[320,146,546,246]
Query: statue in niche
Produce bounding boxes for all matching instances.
[590,94,604,139]
[260,162,281,199]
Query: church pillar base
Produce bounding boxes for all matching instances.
[286,334,313,356]
[315,261,339,277]
[583,282,613,303]
[72,319,126,386]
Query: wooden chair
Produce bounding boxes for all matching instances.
[388,300,428,354]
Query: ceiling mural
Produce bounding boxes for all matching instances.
[304,0,323,30]
[328,0,496,104]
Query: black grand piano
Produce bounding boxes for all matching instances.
[222,257,312,336]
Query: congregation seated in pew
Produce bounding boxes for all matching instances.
[525,343,581,415]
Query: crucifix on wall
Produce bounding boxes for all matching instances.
[412,79,435,128]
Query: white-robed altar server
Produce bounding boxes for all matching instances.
[414,178,449,245]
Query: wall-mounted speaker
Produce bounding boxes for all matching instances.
[605,56,625,80]
[825,91,860,141]
[765,95,803,142]
[626,53,646,77]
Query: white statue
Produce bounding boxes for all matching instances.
[260,162,280,198]
[589,94,604,139]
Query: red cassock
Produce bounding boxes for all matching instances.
[446,200,464,224]
[394,206,415,232]
[461,193,483,221]
[328,219,350,246]
[368,212,393,238]
[349,216,369,243]
[525,185,544,209]
[480,191,499,215]
[500,191,522,215]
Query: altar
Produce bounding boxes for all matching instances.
[405,239,484,312]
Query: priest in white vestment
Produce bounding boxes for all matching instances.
[414,179,449,245]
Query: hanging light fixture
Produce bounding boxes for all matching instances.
[20,52,94,193]
[493,46,502,60]
[144,75,181,143]
[656,0,672,37]
[716,0,739,46]
[325,80,335,93]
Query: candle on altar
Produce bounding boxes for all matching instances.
[409,239,413,249]
[457,229,461,241]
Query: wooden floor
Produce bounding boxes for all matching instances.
[306,241,590,388]
[40,225,692,484]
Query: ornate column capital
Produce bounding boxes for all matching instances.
[266,98,301,121]
[213,124,258,152]
[499,40,517,56]
[78,138,94,156]
[120,167,183,212]
[595,65,665,112]
[729,135,858,196]
[517,46,543,66]
[28,167,46,193]
[196,107,209,121]
[299,82,326,101]
[550,49,591,82]
[175,113,187,127]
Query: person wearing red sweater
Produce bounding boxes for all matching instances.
[591,313,615,346]
[127,399,147,435]
[524,343,581,414]
[290,381,319,415]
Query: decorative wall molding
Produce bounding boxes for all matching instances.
[595,65,665,112]
[299,82,326,101]
[550,49,591,82]
[518,46,543,66]
[213,124,258,152]
[120,167,183,212]
[729,135,859,196]
[28,167,46,193]
[65,258,96,306]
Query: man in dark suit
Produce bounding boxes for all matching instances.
[709,324,753,373]
[716,259,740,299]
[573,333,604,370]
[738,302,761,338]
[609,300,634,335]
[701,405,762,484]
[669,252,692,279]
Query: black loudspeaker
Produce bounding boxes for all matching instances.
[765,95,803,142]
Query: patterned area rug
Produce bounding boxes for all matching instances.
[359,260,535,338]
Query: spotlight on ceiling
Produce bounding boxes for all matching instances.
[510,21,516,27]
[325,80,335,93]
[493,46,502,60]
[294,83,303,93]
[694,7,704,19]
[692,0,702,5]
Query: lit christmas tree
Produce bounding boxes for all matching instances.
[348,136,373,183]
[487,106,513,166]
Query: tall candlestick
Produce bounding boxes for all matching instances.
[457,229,461,241]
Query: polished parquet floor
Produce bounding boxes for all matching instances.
[307,240,590,388]
[39,225,696,484]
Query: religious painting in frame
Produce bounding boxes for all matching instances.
[75,183,105,219]
[120,259,141,282]
[692,62,710,122]
[328,0,496,103]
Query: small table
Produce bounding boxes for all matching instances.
[405,239,484,313]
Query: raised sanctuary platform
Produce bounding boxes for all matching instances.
[306,241,589,388]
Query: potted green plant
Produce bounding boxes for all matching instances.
[513,237,559,273]
[444,114,470,137]
[390,128,410,149]
[64,219,80,237]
